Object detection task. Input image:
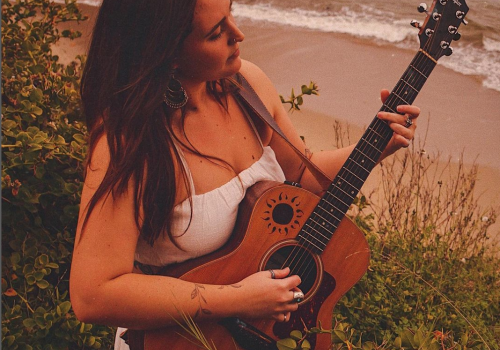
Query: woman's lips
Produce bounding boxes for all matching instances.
[229,48,240,60]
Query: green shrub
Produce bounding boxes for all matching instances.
[1,0,113,348]
[336,147,500,349]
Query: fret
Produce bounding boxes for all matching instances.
[400,78,419,94]
[403,69,428,92]
[352,148,377,168]
[365,121,389,142]
[336,176,364,196]
[317,205,343,223]
[391,91,411,106]
[320,196,349,214]
[366,124,385,139]
[328,182,356,202]
[341,167,367,188]
[298,233,325,252]
[308,217,336,235]
[349,157,370,174]
[360,135,385,154]
[381,103,397,113]
[335,171,370,199]
[322,192,350,212]
[396,77,420,97]
[408,64,428,79]
[303,223,330,246]
[399,84,418,102]
[311,211,337,229]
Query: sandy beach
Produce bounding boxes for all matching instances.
[54,4,500,246]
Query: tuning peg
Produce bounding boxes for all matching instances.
[444,47,454,56]
[417,3,428,13]
[410,20,421,28]
[455,11,468,25]
[448,26,462,41]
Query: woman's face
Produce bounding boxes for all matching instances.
[175,0,245,83]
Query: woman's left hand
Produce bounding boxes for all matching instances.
[377,89,420,159]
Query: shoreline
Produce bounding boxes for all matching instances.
[53,4,500,246]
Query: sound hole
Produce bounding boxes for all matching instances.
[263,244,317,295]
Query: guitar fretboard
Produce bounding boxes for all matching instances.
[297,50,437,254]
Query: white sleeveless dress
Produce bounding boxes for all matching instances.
[115,126,286,349]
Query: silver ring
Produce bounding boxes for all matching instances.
[283,314,287,322]
[293,291,304,303]
[404,116,413,128]
[269,270,275,279]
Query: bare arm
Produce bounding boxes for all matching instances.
[239,60,420,194]
[69,136,301,330]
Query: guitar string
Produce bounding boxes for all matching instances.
[276,10,450,290]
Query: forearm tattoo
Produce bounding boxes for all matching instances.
[190,283,242,318]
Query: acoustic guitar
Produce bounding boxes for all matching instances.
[130,1,468,349]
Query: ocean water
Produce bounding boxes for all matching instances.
[74,0,500,93]
[233,0,500,93]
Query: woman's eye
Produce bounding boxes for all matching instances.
[209,30,224,41]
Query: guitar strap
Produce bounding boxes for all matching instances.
[232,73,332,190]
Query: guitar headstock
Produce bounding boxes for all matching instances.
[414,0,469,61]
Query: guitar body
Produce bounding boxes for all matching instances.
[136,181,370,350]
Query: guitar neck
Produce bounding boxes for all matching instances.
[297,49,437,254]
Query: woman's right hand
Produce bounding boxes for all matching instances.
[234,267,302,322]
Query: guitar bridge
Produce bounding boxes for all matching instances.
[219,318,278,350]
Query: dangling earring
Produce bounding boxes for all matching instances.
[163,73,188,109]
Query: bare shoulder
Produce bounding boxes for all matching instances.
[85,134,110,189]
[239,60,282,116]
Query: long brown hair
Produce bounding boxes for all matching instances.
[80,0,226,246]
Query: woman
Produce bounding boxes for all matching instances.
[69,0,420,348]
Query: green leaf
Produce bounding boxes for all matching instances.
[23,318,37,328]
[73,133,85,143]
[277,338,297,350]
[10,252,21,265]
[28,64,45,74]
[5,335,16,346]
[26,275,37,285]
[301,339,311,350]
[34,271,45,281]
[58,301,72,315]
[31,105,43,115]
[38,254,49,266]
[363,341,375,350]
[290,330,302,341]
[331,330,346,343]
[401,329,416,348]
[23,264,35,274]
[2,119,18,130]
[35,165,46,179]
[29,88,43,102]
[37,279,50,289]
